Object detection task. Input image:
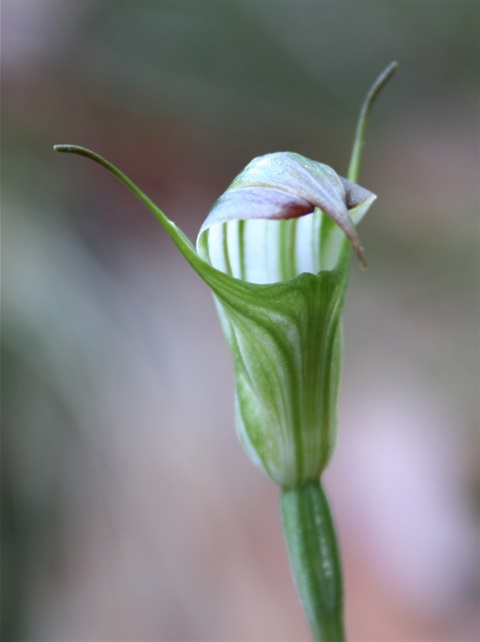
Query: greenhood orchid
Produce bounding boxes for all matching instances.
[55,61,397,642]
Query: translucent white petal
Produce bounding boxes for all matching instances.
[200,207,354,284]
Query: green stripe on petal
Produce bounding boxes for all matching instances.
[208,268,347,487]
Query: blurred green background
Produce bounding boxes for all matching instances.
[2,1,479,640]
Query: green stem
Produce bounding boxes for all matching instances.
[347,61,398,183]
[281,481,345,642]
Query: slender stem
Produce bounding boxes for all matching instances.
[347,61,398,183]
[281,481,345,642]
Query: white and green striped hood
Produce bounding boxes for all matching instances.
[195,152,376,487]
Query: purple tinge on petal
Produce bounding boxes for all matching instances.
[202,187,314,224]
[339,177,375,209]
[199,153,373,266]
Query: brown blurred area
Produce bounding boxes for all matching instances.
[1,2,479,640]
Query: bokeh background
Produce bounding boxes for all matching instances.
[2,2,479,640]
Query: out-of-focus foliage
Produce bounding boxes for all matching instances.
[2,2,479,640]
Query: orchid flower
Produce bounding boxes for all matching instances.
[55,61,397,642]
